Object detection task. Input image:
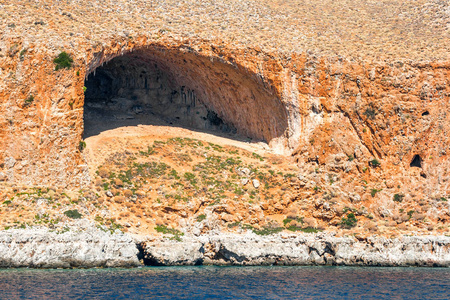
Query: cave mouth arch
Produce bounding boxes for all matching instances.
[83,46,288,146]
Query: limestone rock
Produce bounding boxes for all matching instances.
[252,179,260,188]
[0,228,140,268]
[4,158,15,169]
[142,240,204,266]
[140,233,450,267]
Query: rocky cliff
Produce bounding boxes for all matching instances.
[0,227,140,268]
[141,232,450,267]
[1,0,449,186]
[0,1,449,240]
[1,228,449,268]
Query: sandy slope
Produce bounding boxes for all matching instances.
[84,124,273,178]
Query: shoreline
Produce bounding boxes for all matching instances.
[1,229,449,268]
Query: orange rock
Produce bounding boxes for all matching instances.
[0,0,449,237]
[113,196,125,204]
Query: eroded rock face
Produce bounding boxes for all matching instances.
[1,37,450,193]
[141,233,450,267]
[0,40,294,187]
[0,2,449,212]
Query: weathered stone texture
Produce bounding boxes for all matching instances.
[0,228,140,268]
[142,233,450,267]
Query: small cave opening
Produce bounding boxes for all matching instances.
[83,47,288,143]
[421,111,430,116]
[410,154,422,168]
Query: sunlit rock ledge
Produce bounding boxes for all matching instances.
[1,229,449,268]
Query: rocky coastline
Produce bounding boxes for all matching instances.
[0,228,140,268]
[141,233,450,267]
[1,229,449,268]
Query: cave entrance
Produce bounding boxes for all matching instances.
[83,47,288,145]
[410,154,422,168]
[83,55,234,138]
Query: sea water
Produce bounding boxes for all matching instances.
[0,266,449,299]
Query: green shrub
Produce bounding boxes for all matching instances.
[341,213,357,228]
[168,169,180,180]
[24,95,34,106]
[140,146,156,157]
[366,214,374,219]
[102,182,109,190]
[369,159,381,168]
[241,224,283,236]
[184,172,197,184]
[19,49,26,60]
[371,188,381,197]
[109,219,123,232]
[79,140,86,151]
[283,218,293,226]
[227,221,241,228]
[53,51,73,70]
[64,209,82,219]
[286,226,320,233]
[196,214,206,222]
[252,226,283,236]
[252,152,264,161]
[363,108,377,119]
[393,193,404,202]
[234,187,244,195]
[155,225,184,241]
[254,227,283,235]
[283,216,303,226]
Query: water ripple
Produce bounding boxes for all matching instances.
[0,266,449,299]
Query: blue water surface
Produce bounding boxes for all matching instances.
[0,266,449,299]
